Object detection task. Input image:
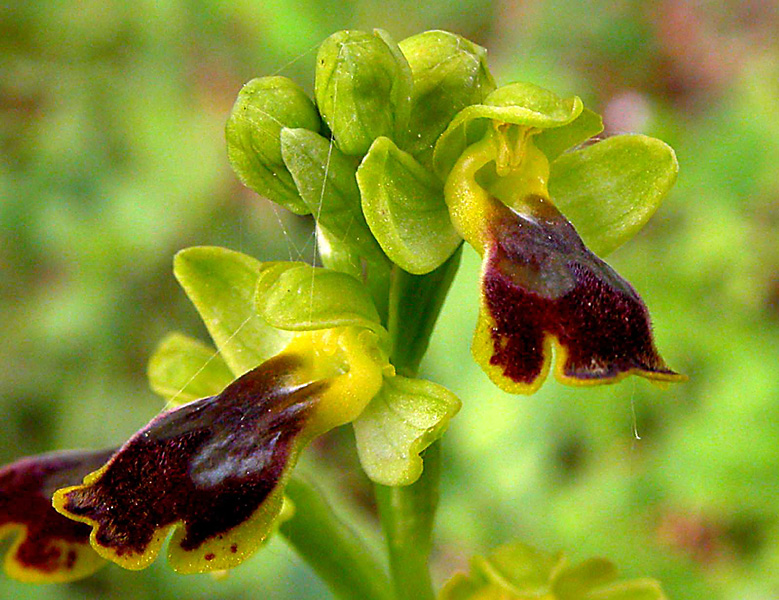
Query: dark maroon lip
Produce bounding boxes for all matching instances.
[59,353,329,560]
[0,448,113,576]
[482,196,679,387]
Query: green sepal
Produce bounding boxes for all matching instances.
[281,127,385,262]
[315,29,412,156]
[357,137,460,275]
[353,375,460,486]
[174,246,292,375]
[535,107,604,162]
[439,541,667,600]
[433,82,583,180]
[398,30,496,169]
[548,134,678,256]
[147,332,235,406]
[225,76,321,214]
[255,262,386,336]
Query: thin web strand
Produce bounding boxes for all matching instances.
[165,314,255,408]
[169,43,323,404]
[308,43,344,321]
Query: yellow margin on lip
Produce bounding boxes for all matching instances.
[471,304,554,395]
[53,461,171,571]
[1,522,105,583]
[552,339,688,388]
[472,302,687,395]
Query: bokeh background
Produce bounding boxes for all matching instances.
[2,1,778,598]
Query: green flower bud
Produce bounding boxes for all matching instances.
[398,30,496,169]
[226,76,321,215]
[315,29,412,156]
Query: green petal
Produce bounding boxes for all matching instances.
[281,127,385,262]
[549,134,678,256]
[353,375,460,486]
[255,262,385,335]
[315,29,412,156]
[535,107,604,162]
[471,542,562,593]
[357,137,461,274]
[434,82,583,179]
[225,76,321,214]
[174,247,292,375]
[147,332,235,406]
[585,580,667,600]
[398,30,496,169]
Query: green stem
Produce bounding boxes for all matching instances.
[376,249,463,600]
[375,441,441,600]
[281,476,394,600]
[388,246,462,376]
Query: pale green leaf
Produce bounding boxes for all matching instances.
[536,107,604,162]
[225,76,320,214]
[255,262,384,334]
[586,579,667,600]
[315,29,412,156]
[399,30,496,169]
[281,127,385,262]
[434,82,583,179]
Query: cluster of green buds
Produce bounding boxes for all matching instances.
[0,29,678,598]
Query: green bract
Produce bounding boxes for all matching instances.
[433,82,583,179]
[398,30,496,169]
[353,375,460,486]
[358,136,460,274]
[315,29,412,156]
[147,333,234,406]
[549,134,679,256]
[226,76,321,215]
[440,542,667,600]
[173,246,292,375]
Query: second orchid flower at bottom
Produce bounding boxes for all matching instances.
[0,248,460,581]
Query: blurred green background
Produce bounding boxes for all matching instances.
[2,1,778,598]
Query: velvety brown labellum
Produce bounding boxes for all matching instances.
[483,196,679,385]
[0,449,112,575]
[60,354,327,559]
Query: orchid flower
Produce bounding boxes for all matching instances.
[435,86,685,392]
[0,249,459,581]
